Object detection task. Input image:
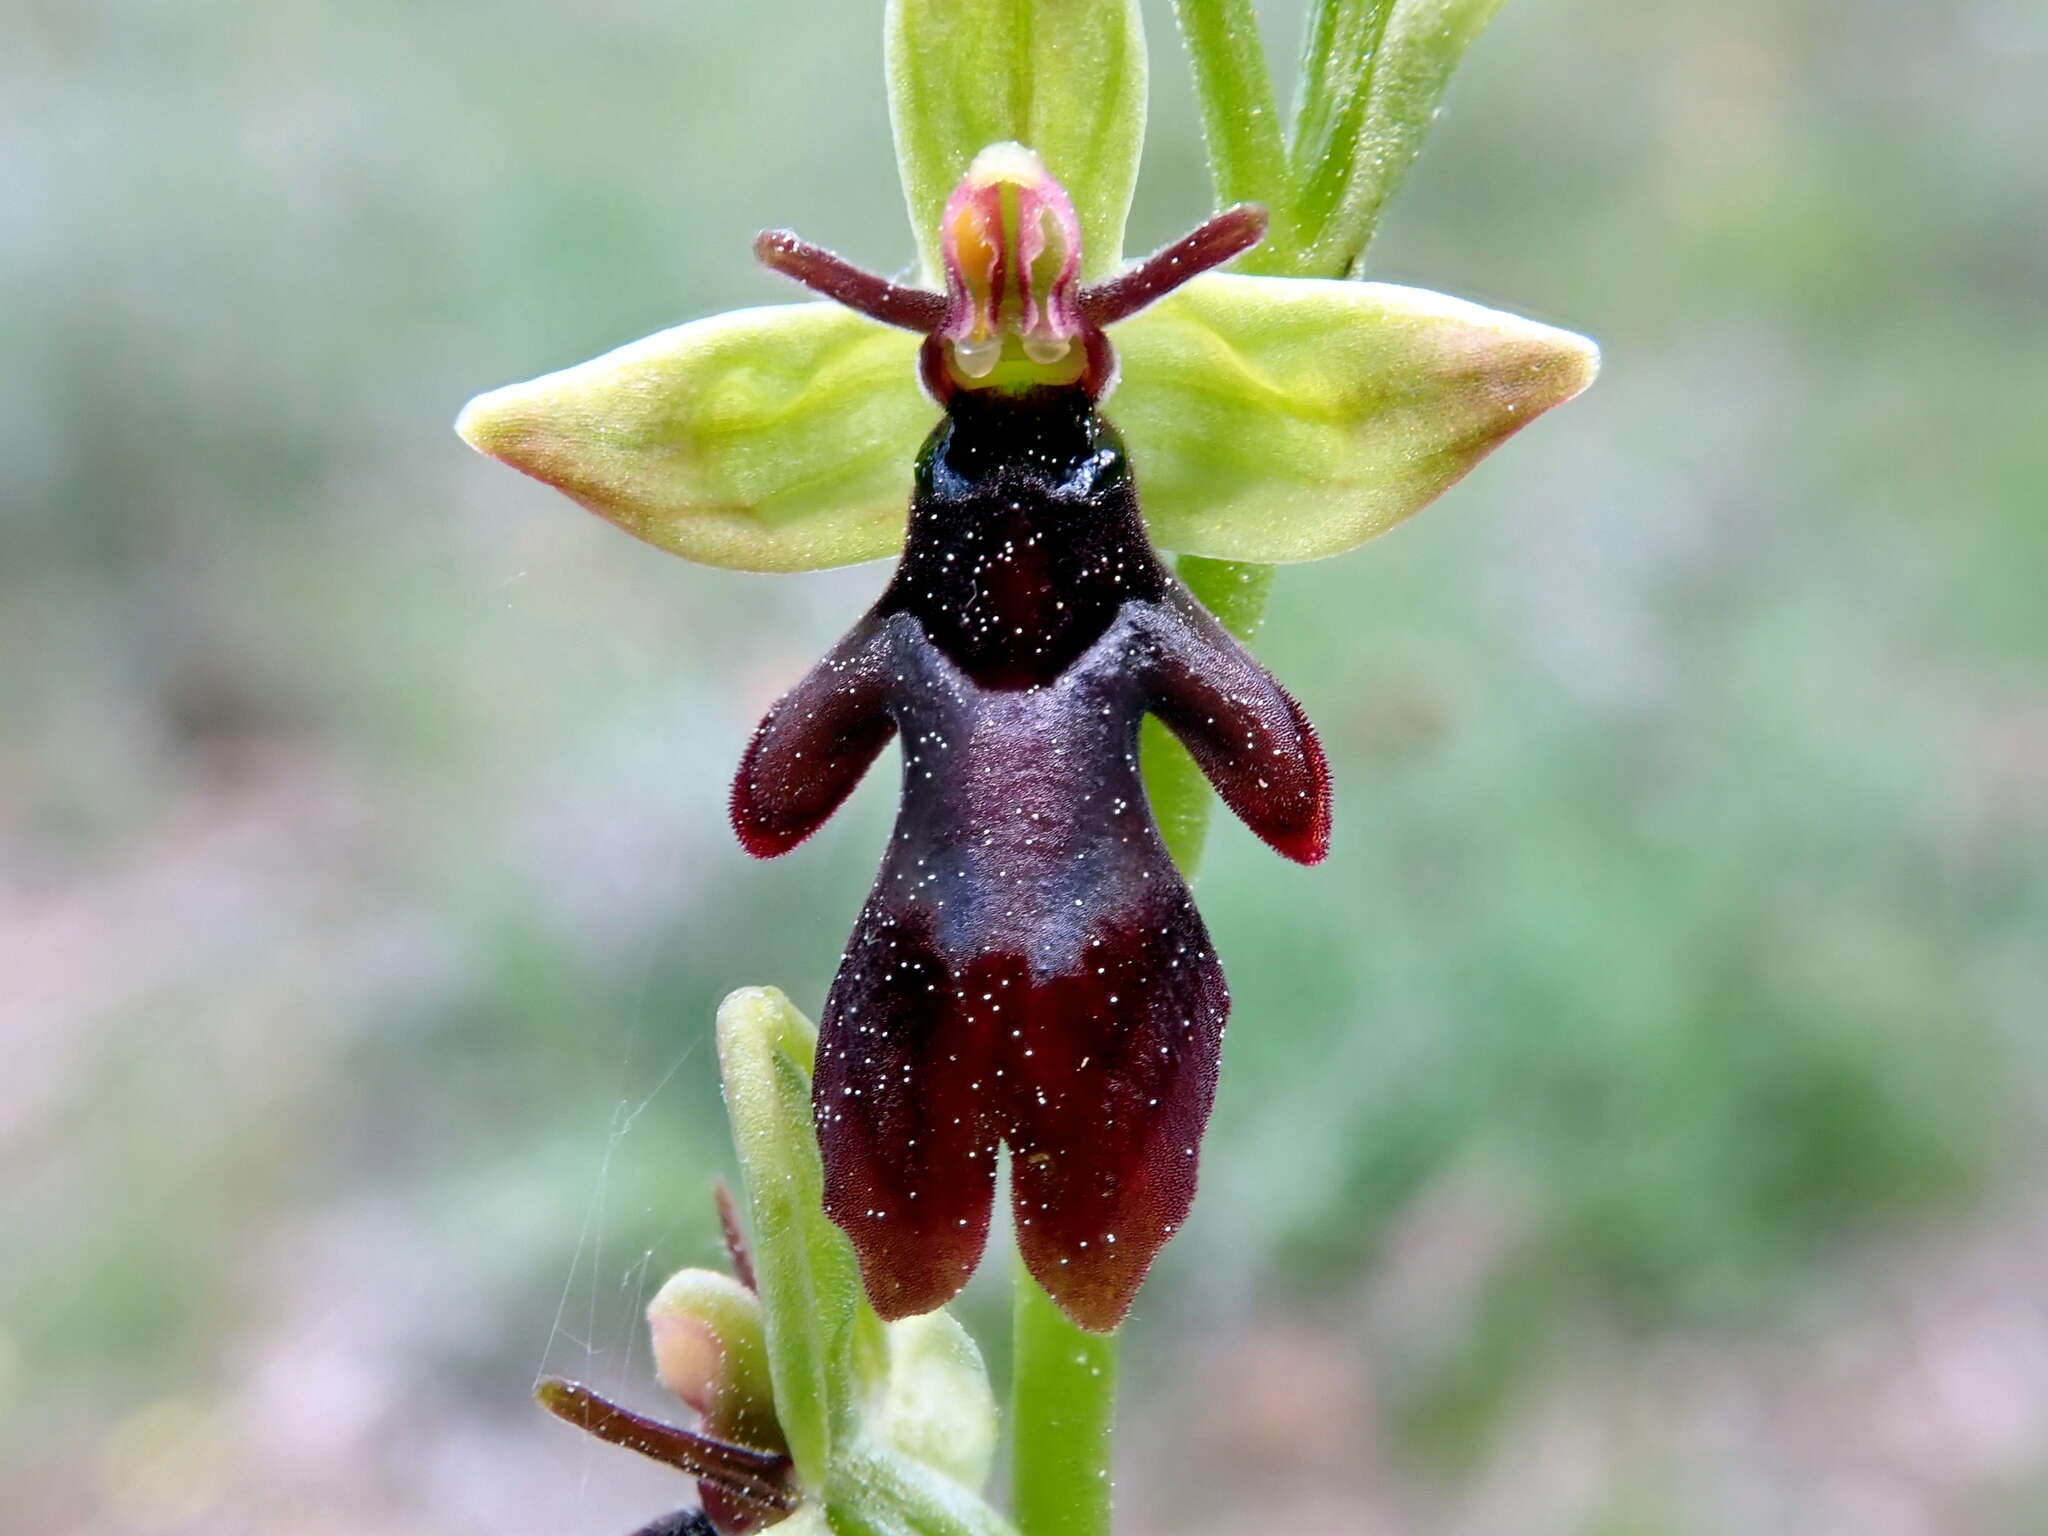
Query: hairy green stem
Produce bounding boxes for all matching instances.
[1010,1260,1119,1536]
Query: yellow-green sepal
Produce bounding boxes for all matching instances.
[456,305,933,573]
[1111,273,1600,562]
[887,0,1146,282]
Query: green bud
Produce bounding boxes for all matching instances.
[646,1267,783,1457]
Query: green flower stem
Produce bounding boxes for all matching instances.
[1010,1258,1118,1536]
[1167,0,1292,263]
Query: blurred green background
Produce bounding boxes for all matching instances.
[6,0,2046,1531]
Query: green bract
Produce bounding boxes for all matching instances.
[456,276,1593,571]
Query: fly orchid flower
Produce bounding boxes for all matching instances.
[731,145,1326,1331]
[457,0,1597,1336]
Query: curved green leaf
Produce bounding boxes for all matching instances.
[1110,272,1598,563]
[1288,0,1398,269]
[1295,0,1507,274]
[887,0,1147,281]
[456,305,931,573]
[1168,0,1288,223]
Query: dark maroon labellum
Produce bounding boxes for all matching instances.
[739,165,1327,1329]
[732,378,1329,1330]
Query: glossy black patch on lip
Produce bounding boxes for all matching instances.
[733,387,1329,1330]
[884,388,1162,689]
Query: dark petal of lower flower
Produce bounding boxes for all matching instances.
[814,903,1001,1320]
[1000,886,1227,1332]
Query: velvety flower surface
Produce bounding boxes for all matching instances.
[733,381,1328,1330]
